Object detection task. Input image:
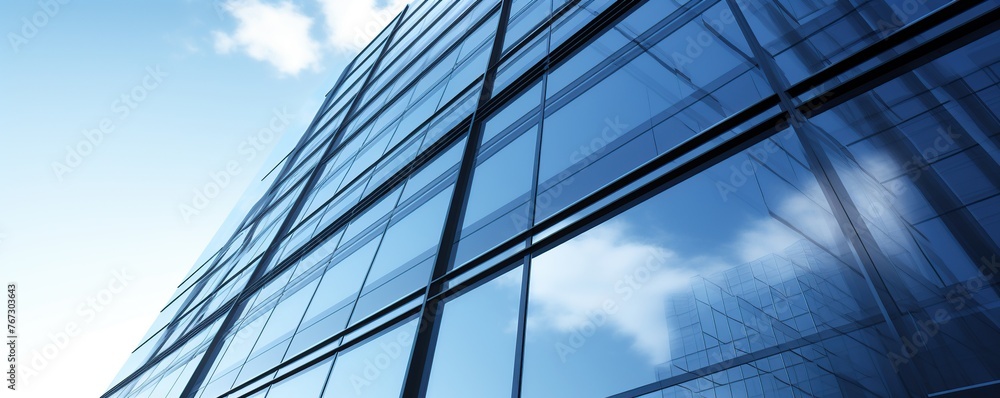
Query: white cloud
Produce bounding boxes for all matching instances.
[317,0,408,52]
[735,181,843,263]
[526,180,852,367]
[212,0,322,76]
[528,221,715,365]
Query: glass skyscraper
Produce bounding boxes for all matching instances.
[104,0,1000,396]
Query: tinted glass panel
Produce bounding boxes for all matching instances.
[265,360,331,397]
[322,318,418,397]
[456,127,538,266]
[425,266,523,398]
[522,132,893,397]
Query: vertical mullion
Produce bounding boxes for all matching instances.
[399,1,515,397]
[510,253,532,398]
[725,1,926,396]
[512,12,551,396]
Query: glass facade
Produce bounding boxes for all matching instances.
[105,0,1000,397]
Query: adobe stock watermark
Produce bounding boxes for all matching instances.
[7,283,16,391]
[51,65,168,181]
[178,108,292,223]
[7,0,71,54]
[553,246,668,362]
[348,328,413,395]
[19,268,133,384]
[886,255,1000,372]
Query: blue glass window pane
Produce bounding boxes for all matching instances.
[482,81,542,145]
[345,125,396,184]
[342,187,401,243]
[401,138,465,201]
[442,44,490,103]
[315,182,364,233]
[618,0,679,38]
[265,359,332,397]
[414,52,459,100]
[352,185,455,322]
[365,185,454,287]
[736,0,948,85]
[297,237,381,331]
[211,315,265,377]
[794,34,1000,394]
[459,11,499,61]
[304,162,350,218]
[533,129,657,221]
[540,53,668,183]
[522,133,887,397]
[199,312,264,394]
[455,127,538,266]
[158,356,202,397]
[495,33,547,94]
[142,360,187,397]
[420,89,478,152]
[322,318,418,397]
[465,128,537,229]
[548,0,615,51]
[238,279,320,383]
[425,266,523,398]
[505,0,552,51]
[546,28,630,99]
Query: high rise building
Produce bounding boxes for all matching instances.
[104,0,1000,397]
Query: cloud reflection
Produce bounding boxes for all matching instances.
[528,179,844,366]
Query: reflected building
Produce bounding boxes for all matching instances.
[660,241,897,397]
[105,0,1000,397]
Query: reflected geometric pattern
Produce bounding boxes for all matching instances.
[105,0,1000,397]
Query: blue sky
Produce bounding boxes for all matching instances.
[0,1,404,396]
